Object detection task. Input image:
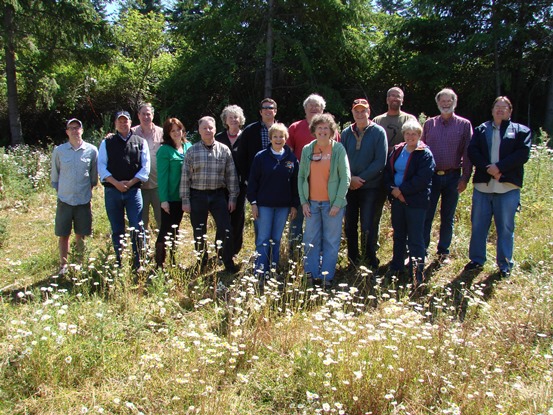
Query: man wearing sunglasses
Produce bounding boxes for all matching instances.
[237,98,278,185]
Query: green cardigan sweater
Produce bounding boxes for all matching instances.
[298,140,351,208]
[156,142,192,202]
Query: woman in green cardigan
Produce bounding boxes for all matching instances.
[155,118,192,267]
[298,113,350,288]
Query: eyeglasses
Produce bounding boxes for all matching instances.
[261,106,276,110]
[309,149,323,162]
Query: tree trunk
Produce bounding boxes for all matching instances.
[263,0,274,98]
[544,62,553,143]
[3,4,24,145]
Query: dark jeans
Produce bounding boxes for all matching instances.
[189,188,234,265]
[371,183,388,252]
[390,199,426,271]
[104,186,144,269]
[227,184,247,256]
[155,201,184,266]
[345,187,379,266]
[424,170,461,255]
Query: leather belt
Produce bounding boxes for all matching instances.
[435,168,461,176]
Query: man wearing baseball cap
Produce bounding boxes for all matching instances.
[98,110,151,270]
[51,118,98,276]
[340,98,388,269]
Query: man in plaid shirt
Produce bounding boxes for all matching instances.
[181,116,239,273]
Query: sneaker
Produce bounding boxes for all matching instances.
[437,253,451,265]
[499,269,511,279]
[463,261,483,272]
[58,264,69,276]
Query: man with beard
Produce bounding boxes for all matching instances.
[372,87,416,256]
[421,88,473,264]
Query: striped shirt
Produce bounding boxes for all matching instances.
[180,140,239,205]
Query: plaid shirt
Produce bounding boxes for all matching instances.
[180,140,239,205]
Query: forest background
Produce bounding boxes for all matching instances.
[1,0,553,147]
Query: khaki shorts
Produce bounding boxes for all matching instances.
[55,200,92,237]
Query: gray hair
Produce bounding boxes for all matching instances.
[220,105,246,130]
[435,88,457,105]
[401,119,423,136]
[198,116,216,127]
[303,93,326,110]
[138,102,155,114]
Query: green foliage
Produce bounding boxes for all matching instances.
[0,145,51,198]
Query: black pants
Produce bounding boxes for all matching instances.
[189,188,234,265]
[155,201,184,266]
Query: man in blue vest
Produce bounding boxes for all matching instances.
[98,111,150,269]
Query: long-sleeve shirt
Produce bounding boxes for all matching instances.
[180,140,239,206]
[132,124,163,190]
[157,143,191,203]
[340,122,388,189]
[421,113,473,182]
[51,141,98,206]
[98,132,150,183]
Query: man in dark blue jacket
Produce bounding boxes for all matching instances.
[465,96,532,278]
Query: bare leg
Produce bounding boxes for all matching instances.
[59,235,70,267]
[75,234,85,264]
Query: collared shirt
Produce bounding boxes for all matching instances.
[180,140,239,205]
[421,113,473,182]
[98,132,150,183]
[132,124,163,189]
[51,141,98,206]
[260,122,270,150]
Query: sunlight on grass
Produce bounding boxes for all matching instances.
[0,144,552,414]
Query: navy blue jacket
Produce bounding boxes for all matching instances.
[468,119,532,188]
[384,142,435,209]
[247,145,299,208]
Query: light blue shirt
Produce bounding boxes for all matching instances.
[394,147,410,187]
[51,141,98,206]
[98,132,150,183]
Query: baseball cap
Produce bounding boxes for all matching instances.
[352,98,370,109]
[115,110,131,120]
[66,118,83,128]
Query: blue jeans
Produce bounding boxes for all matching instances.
[303,200,345,282]
[424,170,461,255]
[390,199,426,271]
[345,187,379,265]
[189,189,234,265]
[104,186,144,269]
[289,204,304,253]
[469,188,520,272]
[254,206,290,274]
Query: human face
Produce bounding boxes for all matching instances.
[437,95,456,115]
[387,90,404,111]
[260,103,277,123]
[305,101,323,121]
[170,125,184,145]
[116,116,131,136]
[492,100,512,124]
[66,122,83,141]
[352,106,370,124]
[314,122,332,142]
[270,130,287,152]
[403,129,420,151]
[138,106,154,126]
[199,119,216,144]
[225,113,241,131]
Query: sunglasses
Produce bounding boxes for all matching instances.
[261,106,276,110]
[308,149,323,162]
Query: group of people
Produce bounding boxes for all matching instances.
[51,89,532,288]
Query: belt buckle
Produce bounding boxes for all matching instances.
[436,170,445,176]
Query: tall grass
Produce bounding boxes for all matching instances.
[0,143,552,414]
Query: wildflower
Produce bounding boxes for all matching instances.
[65,356,72,364]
